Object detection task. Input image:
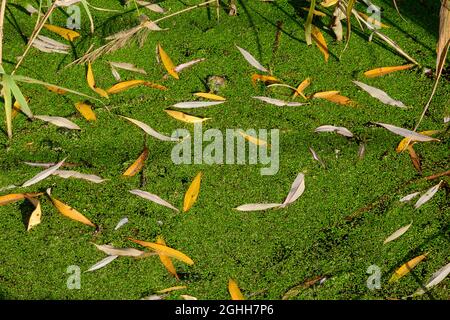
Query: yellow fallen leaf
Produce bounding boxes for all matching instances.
[389,253,428,283]
[158,44,179,79]
[183,172,202,212]
[123,147,149,177]
[396,130,441,153]
[321,0,338,7]
[87,63,109,98]
[364,64,415,78]
[156,236,179,279]
[193,92,226,101]
[156,286,187,294]
[322,93,354,105]
[46,85,67,94]
[47,192,96,227]
[301,7,327,17]
[27,197,42,231]
[106,80,167,94]
[228,279,245,300]
[0,193,42,206]
[128,238,194,265]
[293,78,311,99]
[312,90,340,98]
[311,25,329,62]
[164,110,210,124]
[251,74,280,86]
[75,102,96,121]
[238,130,270,147]
[43,24,80,41]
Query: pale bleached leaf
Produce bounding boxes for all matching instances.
[34,115,81,130]
[111,66,121,81]
[180,295,198,300]
[22,158,66,188]
[353,81,406,108]
[375,123,441,142]
[93,244,146,257]
[136,1,166,13]
[414,262,450,296]
[86,255,118,272]
[252,96,306,107]
[414,181,443,209]
[174,58,206,73]
[280,173,305,208]
[114,217,129,230]
[32,35,70,54]
[309,147,326,167]
[130,189,179,212]
[172,101,225,109]
[109,62,147,74]
[236,45,268,72]
[314,125,353,137]
[52,170,106,183]
[55,0,82,7]
[235,203,282,212]
[120,116,180,141]
[399,192,420,203]
[383,223,412,244]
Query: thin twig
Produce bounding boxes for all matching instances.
[425,170,450,181]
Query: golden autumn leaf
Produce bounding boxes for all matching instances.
[183,172,202,212]
[43,24,80,41]
[396,130,441,153]
[311,25,329,62]
[0,192,42,206]
[27,197,42,231]
[320,0,338,7]
[128,238,194,265]
[228,279,245,300]
[193,92,226,101]
[156,236,179,279]
[158,44,179,79]
[47,190,96,227]
[46,85,67,94]
[75,102,96,121]
[389,253,428,283]
[311,90,340,98]
[238,130,270,147]
[87,63,109,98]
[293,78,311,99]
[106,80,167,94]
[164,110,210,124]
[322,93,354,105]
[364,64,415,78]
[301,7,327,17]
[123,147,149,177]
[251,74,280,86]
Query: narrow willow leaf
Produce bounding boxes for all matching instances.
[4,75,33,118]
[142,20,167,31]
[75,102,96,121]
[172,101,225,109]
[157,286,187,294]
[389,254,428,283]
[314,125,353,137]
[301,7,327,17]
[109,62,147,74]
[136,1,166,13]
[129,238,194,265]
[293,78,311,98]
[34,115,81,130]
[111,66,121,81]
[86,255,118,272]
[164,110,210,124]
[93,244,145,257]
[252,96,306,107]
[311,25,329,62]
[183,172,202,212]
[320,0,338,7]
[86,63,109,98]
[47,189,96,227]
[236,45,268,72]
[193,92,226,101]
[156,236,179,279]
[114,217,129,230]
[158,43,179,79]
[414,181,443,209]
[180,295,198,300]
[238,130,269,147]
[228,279,245,300]
[304,0,317,45]
[282,275,328,300]
[22,159,66,187]
[414,262,450,296]
[353,81,406,108]
[120,116,180,142]
[123,147,149,176]
[399,192,420,203]
[43,24,80,41]
[173,58,205,73]
[383,223,412,244]
[27,197,42,231]
[32,35,70,54]
[357,11,390,28]
[251,74,280,86]
[407,145,421,174]
[364,64,415,78]
[396,130,441,153]
[317,93,353,105]
[106,80,166,94]
[52,170,106,183]
[312,90,340,98]
[0,193,42,206]
[309,147,326,167]
[375,123,439,142]
[234,203,282,212]
[280,173,306,208]
[130,189,179,212]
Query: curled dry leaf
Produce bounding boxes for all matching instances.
[32,35,70,54]
[353,81,406,108]
[228,279,245,300]
[75,102,96,121]
[34,115,81,130]
[314,125,353,137]
[236,45,268,72]
[407,145,421,174]
[172,101,225,109]
[136,1,166,13]
[93,243,145,257]
[383,223,412,244]
[183,172,202,212]
[252,96,306,107]
[309,147,326,167]
[22,158,66,187]
[52,170,106,183]
[180,295,198,300]
[129,238,194,265]
[120,116,180,142]
[109,61,147,75]
[363,64,414,78]
[130,189,179,212]
[414,181,443,209]
[158,44,179,79]
[87,255,118,272]
[193,92,226,101]
[164,110,210,124]
[389,253,428,283]
[123,147,149,176]
[282,275,328,300]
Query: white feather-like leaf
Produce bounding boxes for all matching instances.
[252,96,306,107]
[93,244,146,257]
[375,123,439,142]
[120,116,179,141]
[353,81,406,108]
[414,262,450,295]
[280,173,305,207]
[414,181,443,209]
[34,115,81,130]
[236,45,268,72]
[130,189,179,212]
[174,58,206,73]
[114,217,129,230]
[383,223,412,244]
[172,101,225,109]
[109,62,147,74]
[314,125,354,137]
[235,203,282,212]
[399,192,420,202]
[86,255,118,272]
[52,170,106,183]
[22,158,66,187]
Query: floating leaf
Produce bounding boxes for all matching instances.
[314,125,353,137]
[164,110,210,124]
[383,223,412,244]
[183,172,202,212]
[43,24,80,41]
[399,192,420,203]
[93,243,145,257]
[375,123,439,142]
[87,255,118,272]
[228,279,245,300]
[172,101,225,109]
[75,102,96,121]
[353,81,406,108]
[22,159,66,187]
[173,58,205,73]
[389,253,428,282]
[311,25,329,62]
[34,115,81,130]
[158,44,179,79]
[120,116,180,142]
[130,189,179,212]
[123,147,149,176]
[86,63,109,98]
[193,92,226,101]
[414,181,443,209]
[52,170,106,183]
[114,217,129,230]
[106,80,166,94]
[129,238,194,265]
[364,64,414,78]
[252,96,306,107]
[46,189,96,227]
[236,45,268,72]
[156,236,179,279]
[280,173,305,208]
[27,197,42,231]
